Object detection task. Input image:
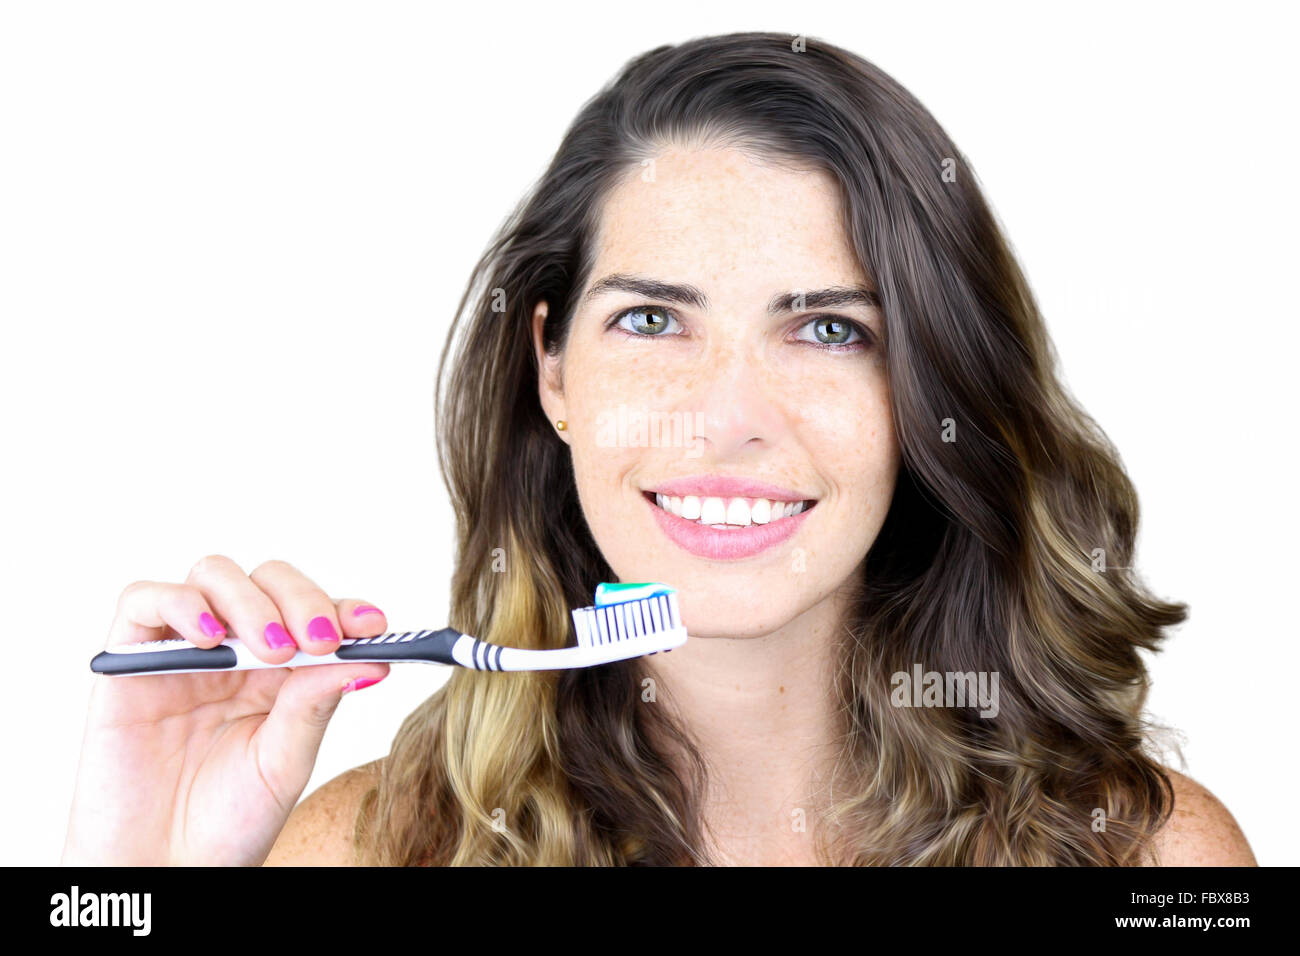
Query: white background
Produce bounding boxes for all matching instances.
[2,0,1295,866]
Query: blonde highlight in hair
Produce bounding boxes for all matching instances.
[353,32,1184,866]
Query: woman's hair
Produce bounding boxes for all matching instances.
[354,31,1186,865]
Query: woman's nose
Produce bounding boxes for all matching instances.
[677,345,787,457]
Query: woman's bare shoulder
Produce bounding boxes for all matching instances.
[263,757,386,866]
[1146,767,1257,866]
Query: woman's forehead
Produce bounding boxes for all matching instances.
[587,148,867,299]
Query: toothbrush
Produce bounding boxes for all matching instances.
[89,582,687,676]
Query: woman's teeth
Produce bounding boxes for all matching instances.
[652,493,811,528]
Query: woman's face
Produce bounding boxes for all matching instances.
[534,145,899,639]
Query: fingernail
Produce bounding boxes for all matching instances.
[307,616,339,643]
[352,605,384,617]
[342,675,386,695]
[264,621,294,649]
[198,612,226,638]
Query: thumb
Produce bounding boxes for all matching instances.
[251,662,391,804]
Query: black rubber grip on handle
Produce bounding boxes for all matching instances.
[333,627,464,664]
[90,644,237,675]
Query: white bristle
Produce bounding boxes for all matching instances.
[574,608,592,647]
[573,591,681,649]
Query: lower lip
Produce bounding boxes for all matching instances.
[643,492,815,560]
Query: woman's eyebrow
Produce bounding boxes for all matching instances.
[584,273,880,313]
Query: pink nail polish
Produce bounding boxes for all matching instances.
[264,621,294,649]
[342,675,385,694]
[353,605,384,617]
[307,616,339,642]
[198,612,226,638]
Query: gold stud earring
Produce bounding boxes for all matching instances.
[556,420,567,431]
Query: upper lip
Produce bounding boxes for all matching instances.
[641,475,817,503]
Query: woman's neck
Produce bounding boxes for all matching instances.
[644,584,854,866]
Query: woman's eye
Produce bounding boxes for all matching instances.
[608,305,872,351]
[795,315,871,349]
[612,305,679,336]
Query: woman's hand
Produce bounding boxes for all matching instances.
[62,555,392,866]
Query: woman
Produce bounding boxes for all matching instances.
[64,31,1255,866]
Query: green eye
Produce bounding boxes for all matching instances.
[797,315,867,347]
[615,305,677,335]
[607,304,873,352]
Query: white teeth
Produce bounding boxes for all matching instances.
[725,498,751,526]
[651,493,810,527]
[699,497,727,525]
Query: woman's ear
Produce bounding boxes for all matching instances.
[532,300,567,440]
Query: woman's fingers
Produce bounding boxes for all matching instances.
[247,591,392,798]
[335,598,389,639]
[250,655,391,802]
[184,554,298,664]
[106,579,229,650]
[107,557,395,672]
[245,558,353,657]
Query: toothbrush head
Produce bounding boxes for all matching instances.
[572,583,685,656]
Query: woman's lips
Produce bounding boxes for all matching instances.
[642,491,815,560]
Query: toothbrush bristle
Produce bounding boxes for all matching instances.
[573,590,680,648]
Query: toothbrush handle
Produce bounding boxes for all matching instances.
[90,629,467,676]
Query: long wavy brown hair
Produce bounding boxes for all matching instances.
[353,31,1184,865]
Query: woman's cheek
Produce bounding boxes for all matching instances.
[788,369,882,433]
